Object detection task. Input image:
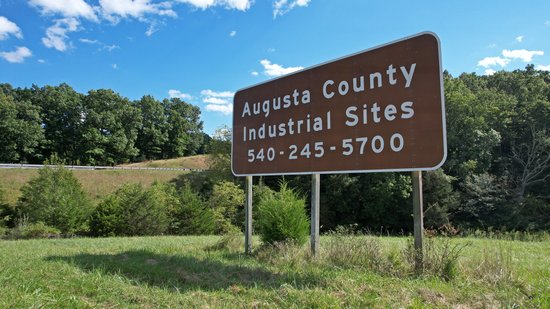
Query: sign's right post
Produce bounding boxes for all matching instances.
[412,170,424,273]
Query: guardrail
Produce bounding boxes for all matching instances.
[0,163,204,172]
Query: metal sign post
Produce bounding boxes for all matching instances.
[311,173,320,256]
[245,175,253,254]
[412,170,424,273]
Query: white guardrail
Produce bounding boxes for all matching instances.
[0,163,204,172]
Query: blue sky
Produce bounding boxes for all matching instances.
[1,0,549,135]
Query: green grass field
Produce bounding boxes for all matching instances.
[120,154,210,170]
[0,236,547,308]
[0,168,184,205]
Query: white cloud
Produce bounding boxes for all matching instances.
[251,71,259,76]
[205,103,233,114]
[0,16,23,40]
[545,20,550,27]
[145,23,158,36]
[203,97,229,104]
[229,30,236,37]
[515,35,524,43]
[273,0,310,18]
[484,69,496,76]
[168,89,193,100]
[502,49,544,62]
[201,89,234,114]
[477,56,510,68]
[103,44,119,51]
[38,59,46,63]
[80,38,119,51]
[29,0,98,21]
[42,18,80,51]
[222,0,252,11]
[112,63,118,69]
[201,89,234,98]
[267,47,276,52]
[79,38,98,44]
[176,0,252,11]
[0,46,32,63]
[99,0,177,23]
[260,59,303,77]
[536,64,550,71]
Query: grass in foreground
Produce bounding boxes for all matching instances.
[0,169,184,205]
[0,235,548,308]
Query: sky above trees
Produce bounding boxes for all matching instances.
[1,0,550,134]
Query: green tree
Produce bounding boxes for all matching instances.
[29,84,84,163]
[162,97,204,157]
[444,75,503,180]
[0,92,44,163]
[16,166,92,234]
[423,169,459,229]
[80,89,142,165]
[136,95,169,160]
[208,125,233,182]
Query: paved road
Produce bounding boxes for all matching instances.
[0,163,203,172]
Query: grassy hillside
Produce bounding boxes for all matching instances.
[0,236,547,307]
[121,154,211,170]
[0,168,184,205]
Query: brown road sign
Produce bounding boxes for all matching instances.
[232,32,446,176]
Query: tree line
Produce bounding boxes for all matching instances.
[1,65,549,234]
[0,83,209,165]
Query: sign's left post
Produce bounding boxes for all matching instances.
[245,176,253,254]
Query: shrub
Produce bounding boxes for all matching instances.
[423,169,459,229]
[256,182,309,245]
[6,217,61,239]
[89,194,125,237]
[170,185,216,235]
[90,182,175,237]
[209,181,245,234]
[0,185,15,229]
[16,166,92,234]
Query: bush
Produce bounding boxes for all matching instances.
[6,217,61,239]
[170,185,216,235]
[256,182,309,245]
[209,181,245,234]
[89,194,125,237]
[90,182,176,237]
[16,166,92,234]
[423,169,459,229]
[0,186,15,229]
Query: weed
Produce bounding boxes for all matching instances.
[254,241,312,268]
[405,237,469,281]
[206,232,244,253]
[467,246,516,286]
[5,216,61,239]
